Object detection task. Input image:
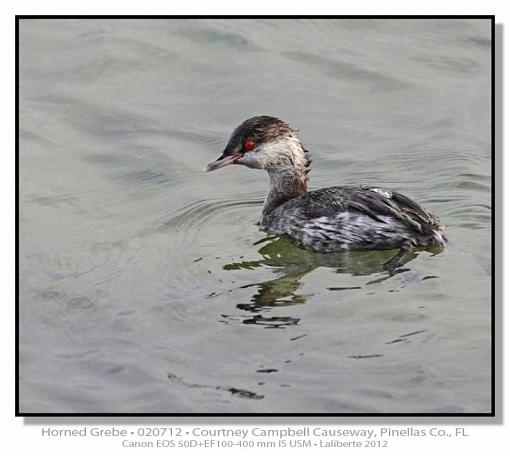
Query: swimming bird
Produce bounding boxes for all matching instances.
[206,116,446,268]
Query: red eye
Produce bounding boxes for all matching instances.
[243,139,256,151]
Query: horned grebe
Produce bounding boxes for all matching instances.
[206,116,446,268]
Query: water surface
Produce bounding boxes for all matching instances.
[19,18,492,413]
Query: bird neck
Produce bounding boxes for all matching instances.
[262,166,309,216]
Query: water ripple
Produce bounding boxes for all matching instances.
[156,196,264,242]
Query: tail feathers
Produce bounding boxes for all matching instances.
[432,223,447,247]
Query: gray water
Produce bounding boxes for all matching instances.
[19,19,492,414]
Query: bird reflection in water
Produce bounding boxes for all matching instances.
[221,234,423,328]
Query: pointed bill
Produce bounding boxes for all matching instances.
[205,153,242,172]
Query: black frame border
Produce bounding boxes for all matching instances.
[15,14,496,418]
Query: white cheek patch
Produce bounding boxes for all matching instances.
[241,138,307,170]
[240,151,264,169]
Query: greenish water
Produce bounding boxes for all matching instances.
[19,18,491,413]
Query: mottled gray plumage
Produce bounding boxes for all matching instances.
[262,185,446,253]
[206,116,447,260]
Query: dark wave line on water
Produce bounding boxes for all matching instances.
[386,329,428,345]
[167,372,264,400]
[220,313,301,329]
